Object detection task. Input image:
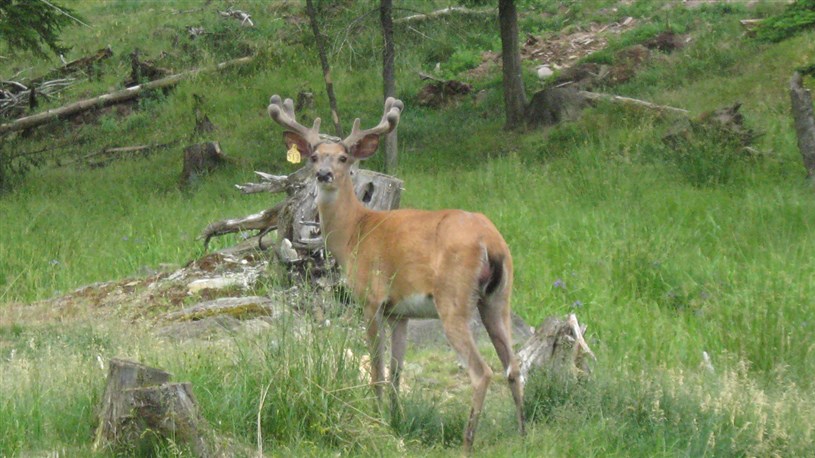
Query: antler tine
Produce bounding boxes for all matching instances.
[267,94,322,146]
[342,97,403,148]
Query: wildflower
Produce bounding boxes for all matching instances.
[571,300,583,308]
[49,259,60,266]
[553,279,565,289]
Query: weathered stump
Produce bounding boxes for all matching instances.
[790,72,815,184]
[94,358,211,457]
[525,87,589,127]
[181,142,228,185]
[518,313,595,380]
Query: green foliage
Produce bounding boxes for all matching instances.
[756,0,815,42]
[2,0,815,456]
[644,120,751,187]
[0,0,79,58]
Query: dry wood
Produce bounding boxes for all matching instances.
[394,6,492,23]
[199,201,284,250]
[219,7,254,26]
[790,72,815,182]
[0,56,255,136]
[577,90,689,115]
[518,313,595,380]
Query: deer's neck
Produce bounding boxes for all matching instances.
[316,176,367,268]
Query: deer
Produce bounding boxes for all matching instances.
[267,95,525,453]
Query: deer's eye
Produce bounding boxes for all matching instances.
[339,155,348,163]
[310,154,318,162]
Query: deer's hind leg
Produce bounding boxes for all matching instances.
[435,284,493,454]
[478,285,525,436]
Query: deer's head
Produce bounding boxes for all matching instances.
[268,95,403,190]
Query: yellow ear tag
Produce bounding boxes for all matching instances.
[286,143,301,164]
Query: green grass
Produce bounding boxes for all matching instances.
[2,0,815,456]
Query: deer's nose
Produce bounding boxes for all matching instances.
[316,170,334,183]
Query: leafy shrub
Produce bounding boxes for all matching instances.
[756,0,815,42]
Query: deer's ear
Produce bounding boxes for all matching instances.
[349,134,380,160]
[283,131,311,154]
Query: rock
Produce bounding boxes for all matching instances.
[536,64,554,80]
[162,296,283,321]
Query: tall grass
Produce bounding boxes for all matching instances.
[2,0,815,455]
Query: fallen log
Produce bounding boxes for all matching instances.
[0,55,255,136]
[577,90,689,115]
[790,72,815,183]
[394,6,493,24]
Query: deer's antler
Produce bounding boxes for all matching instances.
[342,97,404,149]
[267,95,322,147]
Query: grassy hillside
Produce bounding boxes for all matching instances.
[2,0,815,456]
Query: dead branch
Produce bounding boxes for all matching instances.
[0,55,255,136]
[1,78,75,118]
[199,202,284,250]
[394,6,493,24]
[235,171,289,194]
[577,90,689,115]
[219,7,254,26]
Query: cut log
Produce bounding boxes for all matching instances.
[518,313,595,380]
[181,142,228,185]
[94,359,212,457]
[790,72,815,183]
[0,56,255,136]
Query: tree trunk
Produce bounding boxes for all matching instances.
[790,72,815,183]
[499,0,527,130]
[381,0,398,173]
[306,0,344,138]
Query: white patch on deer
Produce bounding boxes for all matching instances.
[315,186,338,206]
[388,293,438,319]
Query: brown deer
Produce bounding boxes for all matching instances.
[268,95,525,452]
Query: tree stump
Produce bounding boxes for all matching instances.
[525,87,589,127]
[518,313,595,380]
[94,358,212,457]
[181,142,228,185]
[790,72,815,184]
